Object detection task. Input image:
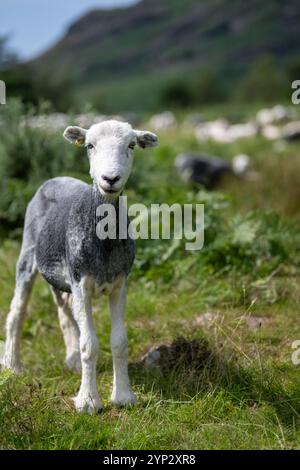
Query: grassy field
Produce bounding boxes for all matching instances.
[1,103,300,449]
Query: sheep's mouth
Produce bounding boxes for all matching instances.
[103,188,119,195]
[97,184,121,197]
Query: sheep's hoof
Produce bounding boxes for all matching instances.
[71,394,103,414]
[111,389,137,407]
[65,351,81,373]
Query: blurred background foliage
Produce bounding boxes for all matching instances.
[0,0,300,291]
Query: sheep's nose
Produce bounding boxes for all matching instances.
[101,175,121,186]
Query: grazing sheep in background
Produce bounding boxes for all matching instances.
[261,121,300,142]
[2,120,158,413]
[261,125,282,140]
[195,119,257,143]
[195,118,230,143]
[149,111,177,130]
[256,105,293,126]
[175,153,250,189]
[282,121,300,142]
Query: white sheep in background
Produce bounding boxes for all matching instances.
[149,111,177,130]
[256,105,294,126]
[282,121,300,141]
[195,119,257,143]
[261,125,282,140]
[195,118,230,142]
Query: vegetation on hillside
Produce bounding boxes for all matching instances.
[2,0,300,112]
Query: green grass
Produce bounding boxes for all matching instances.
[1,240,300,449]
[1,104,300,449]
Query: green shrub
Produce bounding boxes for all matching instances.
[235,56,289,102]
[0,99,88,228]
[132,192,299,286]
[160,80,193,108]
[191,70,227,105]
[159,71,227,109]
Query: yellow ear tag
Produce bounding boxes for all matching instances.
[75,138,84,147]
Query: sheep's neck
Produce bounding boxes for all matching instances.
[91,181,120,208]
[91,182,125,238]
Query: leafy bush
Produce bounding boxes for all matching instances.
[0,99,88,228]
[203,210,298,275]
[159,71,227,109]
[191,70,227,105]
[0,179,37,226]
[132,191,300,287]
[160,80,193,108]
[235,56,289,102]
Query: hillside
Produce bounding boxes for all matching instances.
[29,0,300,110]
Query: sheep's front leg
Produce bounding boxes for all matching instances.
[71,279,102,413]
[109,279,136,406]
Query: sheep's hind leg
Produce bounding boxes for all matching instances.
[2,249,37,374]
[51,288,81,372]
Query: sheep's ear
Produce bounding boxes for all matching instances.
[63,126,87,146]
[135,130,158,149]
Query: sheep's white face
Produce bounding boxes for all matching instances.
[64,120,158,199]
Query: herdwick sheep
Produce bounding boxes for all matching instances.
[195,119,258,143]
[149,111,177,130]
[256,105,293,126]
[2,120,158,413]
[175,153,249,189]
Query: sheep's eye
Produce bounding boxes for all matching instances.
[87,143,94,150]
[128,142,136,150]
